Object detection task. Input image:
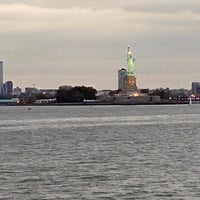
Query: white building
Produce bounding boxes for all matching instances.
[39,89,58,96]
[35,98,57,104]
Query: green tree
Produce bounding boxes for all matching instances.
[56,86,97,103]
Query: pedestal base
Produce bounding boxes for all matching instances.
[123,75,137,93]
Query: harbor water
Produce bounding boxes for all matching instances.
[0,105,200,199]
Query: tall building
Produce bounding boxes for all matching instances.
[191,82,200,95]
[118,68,126,90]
[5,81,13,95]
[0,61,3,94]
[119,46,137,94]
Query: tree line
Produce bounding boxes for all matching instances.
[56,86,97,103]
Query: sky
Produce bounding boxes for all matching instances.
[0,0,200,90]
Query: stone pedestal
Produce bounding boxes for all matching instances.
[123,75,137,93]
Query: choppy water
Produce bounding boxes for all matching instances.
[0,105,200,200]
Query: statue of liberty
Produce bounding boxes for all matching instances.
[126,46,135,75]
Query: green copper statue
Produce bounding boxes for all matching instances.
[126,46,135,75]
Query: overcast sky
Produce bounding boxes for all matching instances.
[0,0,200,90]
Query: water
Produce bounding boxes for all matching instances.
[0,105,200,199]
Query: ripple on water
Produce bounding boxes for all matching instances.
[0,105,200,199]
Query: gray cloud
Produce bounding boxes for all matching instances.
[0,0,200,13]
[0,1,200,90]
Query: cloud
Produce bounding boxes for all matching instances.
[0,1,200,90]
[0,3,199,35]
[1,0,200,13]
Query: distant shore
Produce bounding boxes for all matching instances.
[1,101,195,106]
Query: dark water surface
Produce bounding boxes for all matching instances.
[0,105,200,199]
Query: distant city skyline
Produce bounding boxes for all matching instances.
[0,61,3,94]
[0,0,200,90]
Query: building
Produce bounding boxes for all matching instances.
[97,90,112,96]
[5,81,13,95]
[0,61,3,94]
[170,88,189,97]
[191,82,200,95]
[14,87,22,93]
[39,89,58,96]
[0,98,19,105]
[59,85,72,91]
[118,68,126,90]
[35,98,57,104]
[12,87,22,96]
[25,87,39,94]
